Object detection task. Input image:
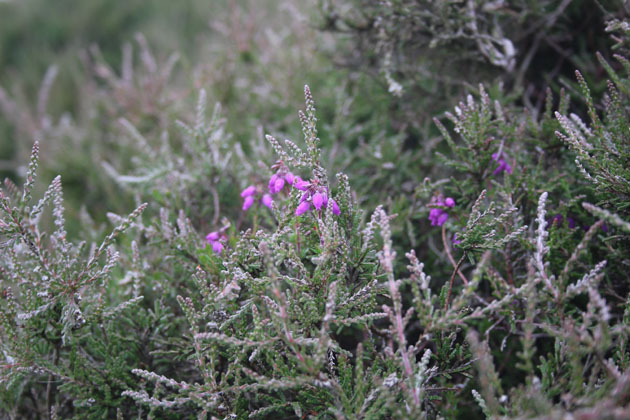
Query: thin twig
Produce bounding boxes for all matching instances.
[445,254,467,312]
[442,225,468,285]
[46,341,60,420]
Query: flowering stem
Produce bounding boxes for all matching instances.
[444,253,467,312]
[253,207,259,234]
[387,275,420,407]
[442,225,468,285]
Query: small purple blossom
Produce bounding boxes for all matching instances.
[274,176,285,193]
[240,185,256,198]
[550,214,563,226]
[453,233,461,247]
[206,231,225,255]
[548,214,578,230]
[292,176,309,191]
[296,200,311,216]
[312,192,325,210]
[206,231,219,242]
[284,172,295,185]
[261,194,273,209]
[428,195,455,226]
[491,152,513,176]
[329,198,340,215]
[242,195,255,211]
[212,241,224,254]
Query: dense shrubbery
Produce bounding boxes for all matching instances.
[2,1,630,419]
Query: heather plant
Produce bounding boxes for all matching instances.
[2,2,630,420]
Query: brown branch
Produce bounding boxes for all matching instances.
[442,225,468,285]
[444,254,467,312]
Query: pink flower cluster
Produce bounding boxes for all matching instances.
[268,171,294,194]
[239,161,342,218]
[293,178,340,216]
[240,185,273,211]
[268,160,302,194]
[241,161,307,212]
[205,231,225,254]
[428,195,455,226]
[492,152,513,175]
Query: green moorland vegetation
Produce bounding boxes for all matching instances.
[1,0,630,419]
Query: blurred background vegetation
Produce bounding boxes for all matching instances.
[0,0,209,180]
[0,0,210,150]
[0,0,366,231]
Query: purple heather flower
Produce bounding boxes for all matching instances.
[274,176,285,193]
[293,176,309,191]
[296,200,311,216]
[268,174,279,194]
[428,195,455,227]
[242,195,255,211]
[212,241,224,254]
[206,231,225,255]
[206,231,220,242]
[550,214,563,226]
[330,198,340,215]
[293,178,341,217]
[240,185,256,198]
[548,214,580,230]
[262,194,273,208]
[285,172,295,185]
[492,152,513,176]
[312,192,325,210]
[268,161,297,194]
[429,208,442,225]
[241,185,275,212]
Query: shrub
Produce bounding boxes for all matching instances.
[1,2,630,420]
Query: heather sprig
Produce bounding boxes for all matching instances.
[556,63,630,214]
[441,188,528,254]
[266,85,328,185]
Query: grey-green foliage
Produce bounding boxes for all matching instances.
[2,3,630,420]
[556,60,630,214]
[0,142,151,418]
